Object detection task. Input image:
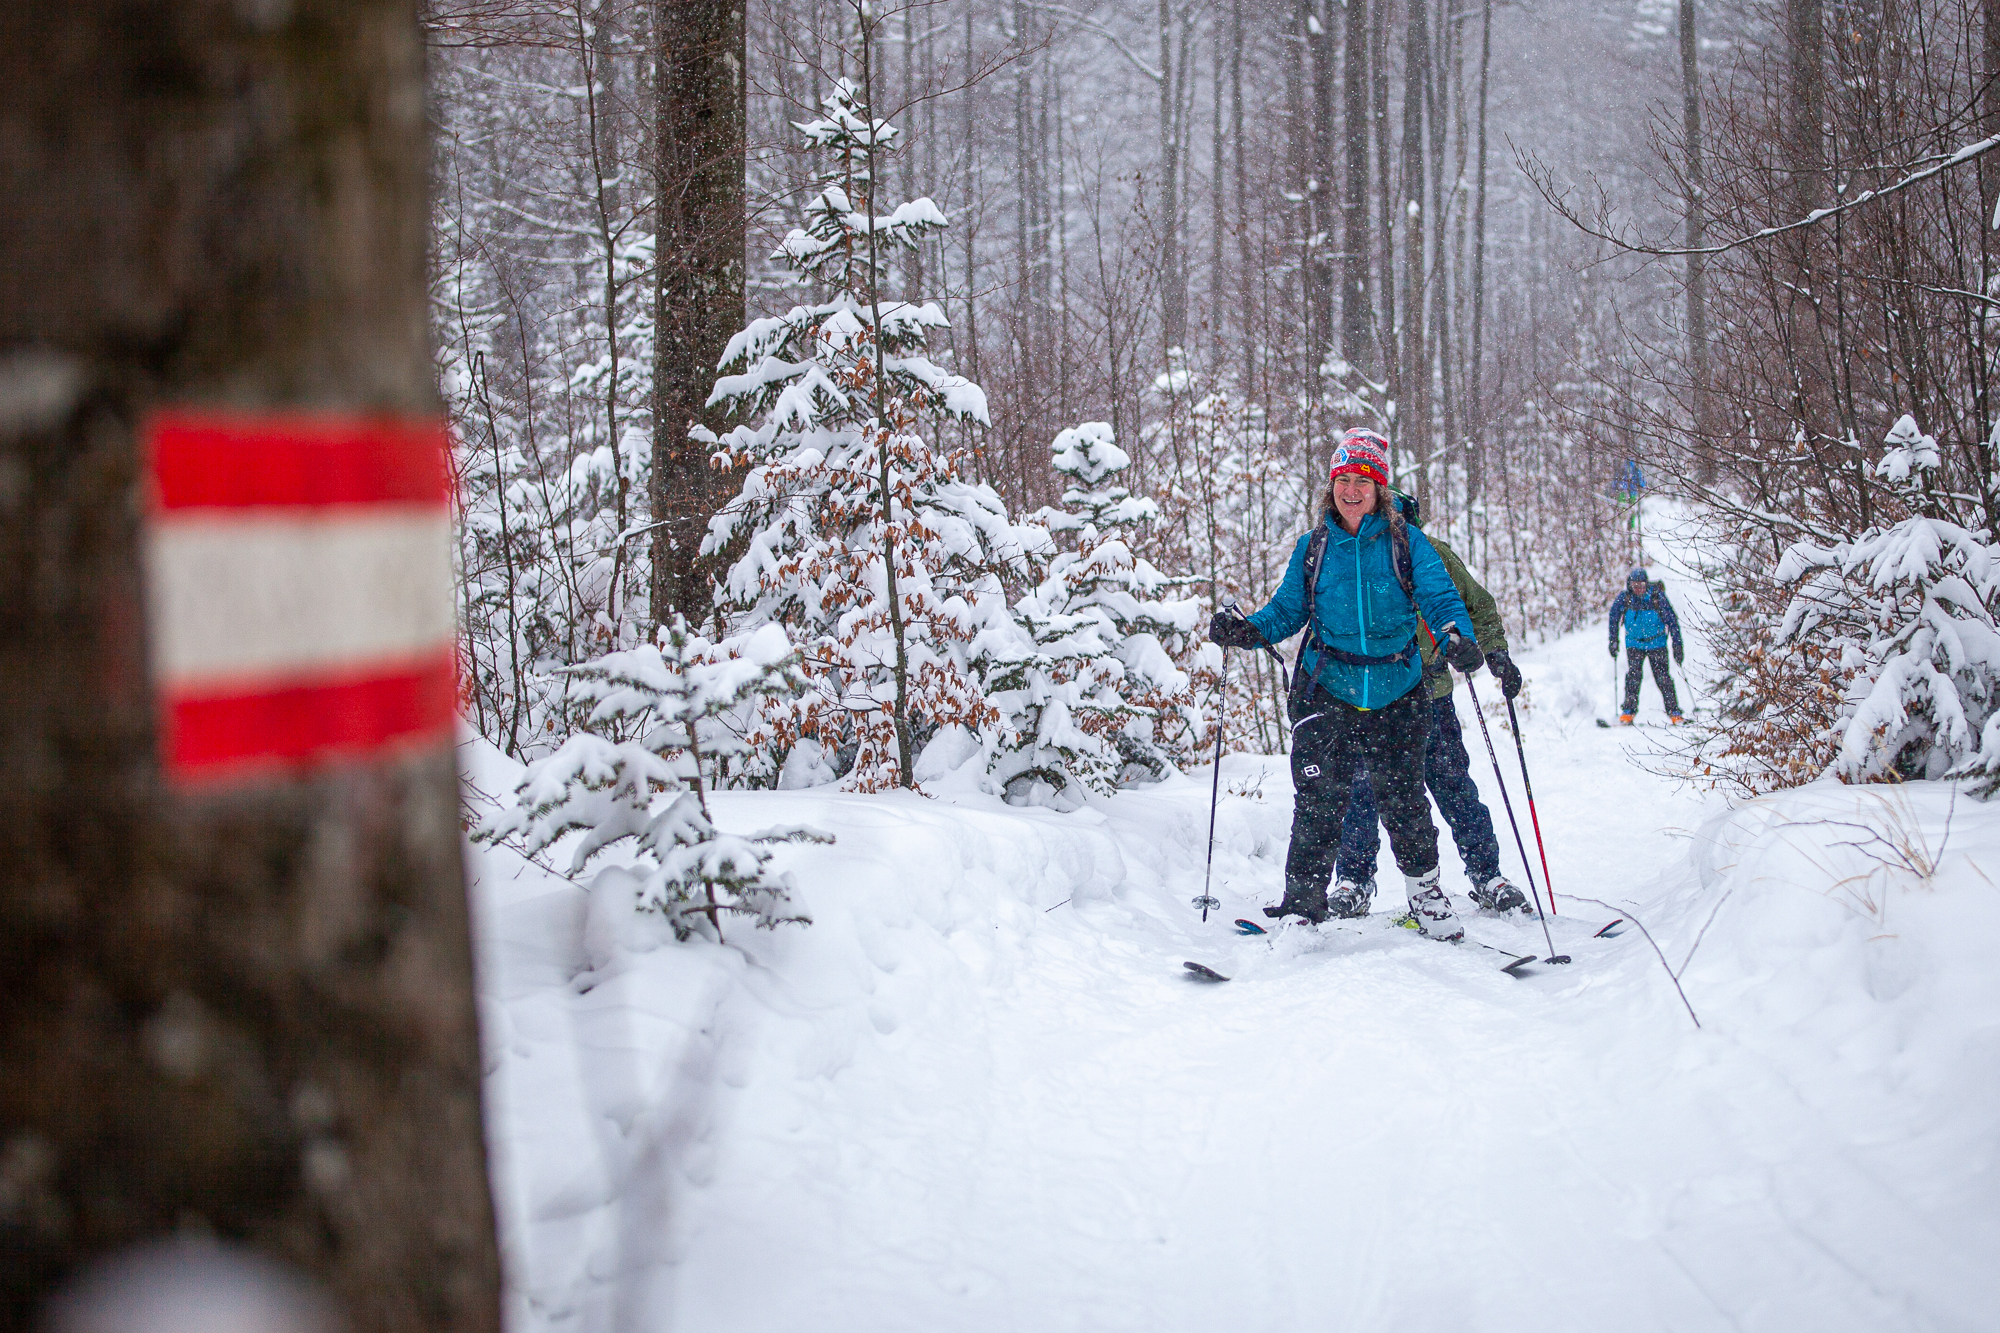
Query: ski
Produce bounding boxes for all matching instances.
[1246,911,1541,976]
[1466,939,1540,974]
[1593,918,1625,938]
[1182,960,1230,982]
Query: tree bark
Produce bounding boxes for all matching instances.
[1233,0,1254,394]
[1468,0,1492,501]
[1401,0,1432,490]
[0,3,499,1329]
[1158,0,1187,351]
[651,0,747,632]
[1373,0,1397,374]
[1784,0,1824,215]
[1427,0,1455,483]
[1310,0,1338,356]
[1679,0,1712,477]
[1341,0,1373,366]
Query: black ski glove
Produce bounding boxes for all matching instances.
[1608,642,1619,659]
[1674,645,1685,666]
[1444,630,1484,675]
[1486,650,1523,699]
[1208,611,1261,650]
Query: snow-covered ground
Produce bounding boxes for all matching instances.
[466,535,2000,1332]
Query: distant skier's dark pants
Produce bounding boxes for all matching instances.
[1286,682,1439,900]
[1334,694,1501,886]
[1622,646,1680,715]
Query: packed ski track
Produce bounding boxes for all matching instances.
[467,528,2000,1332]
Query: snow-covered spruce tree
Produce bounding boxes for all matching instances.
[1775,416,2000,786]
[478,618,826,942]
[972,587,1124,809]
[701,76,1042,791]
[986,422,1207,794]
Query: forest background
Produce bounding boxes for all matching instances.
[427,0,2000,798]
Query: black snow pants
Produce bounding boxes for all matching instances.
[1285,680,1440,905]
[1622,646,1680,716]
[1334,693,1502,888]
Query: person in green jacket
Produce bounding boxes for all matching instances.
[1325,492,1532,919]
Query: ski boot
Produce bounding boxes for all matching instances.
[1402,869,1464,941]
[1468,875,1530,915]
[1617,713,1636,726]
[1327,874,1376,919]
[1262,881,1330,924]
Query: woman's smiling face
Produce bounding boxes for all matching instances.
[1332,472,1376,532]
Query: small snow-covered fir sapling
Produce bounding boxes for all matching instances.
[973,580,1125,808]
[1777,415,2000,787]
[700,76,1044,792]
[477,618,830,942]
[981,423,1206,799]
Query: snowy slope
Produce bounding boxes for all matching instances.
[467,541,2000,1332]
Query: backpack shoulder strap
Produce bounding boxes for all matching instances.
[1302,521,1329,640]
[1387,510,1418,615]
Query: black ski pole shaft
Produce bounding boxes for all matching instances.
[1195,599,1250,924]
[1461,673,1567,964]
[1196,678,1226,923]
[1505,694,1560,915]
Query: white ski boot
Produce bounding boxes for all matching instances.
[1327,874,1376,919]
[1403,869,1464,941]
[1468,875,1530,915]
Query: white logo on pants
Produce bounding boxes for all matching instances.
[1303,764,1321,778]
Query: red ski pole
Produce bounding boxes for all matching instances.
[1505,694,1558,914]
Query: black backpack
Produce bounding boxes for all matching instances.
[1286,511,1419,722]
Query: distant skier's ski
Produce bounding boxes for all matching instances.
[1183,960,1230,982]
[1234,919,1267,935]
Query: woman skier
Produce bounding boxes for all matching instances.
[1331,490,1530,919]
[1208,429,1485,939]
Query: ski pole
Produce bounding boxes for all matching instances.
[1460,668,1568,964]
[1504,694,1559,916]
[1196,710,1224,923]
[1194,599,1247,923]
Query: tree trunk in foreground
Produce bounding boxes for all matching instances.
[0,3,500,1329]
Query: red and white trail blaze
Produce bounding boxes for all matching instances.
[145,412,456,781]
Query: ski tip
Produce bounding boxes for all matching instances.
[1183,961,1231,983]
[1234,918,1268,936]
[1595,718,1611,728]
[1501,954,1538,975]
[1592,918,1625,939]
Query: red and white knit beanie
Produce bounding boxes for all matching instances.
[1329,428,1390,487]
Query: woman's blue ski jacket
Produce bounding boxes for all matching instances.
[1247,511,1474,710]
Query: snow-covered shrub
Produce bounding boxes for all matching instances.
[477,618,827,942]
[1685,566,1848,794]
[979,423,1208,801]
[1774,416,2000,786]
[973,584,1127,809]
[701,77,1045,791]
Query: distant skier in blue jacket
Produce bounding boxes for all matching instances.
[1209,429,1484,939]
[1608,567,1683,723]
